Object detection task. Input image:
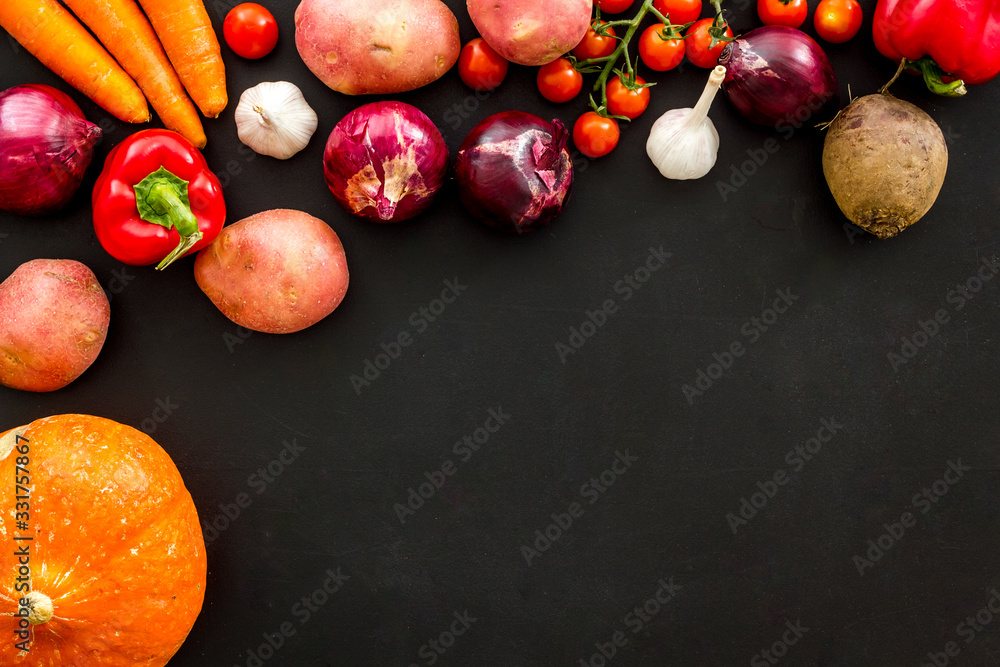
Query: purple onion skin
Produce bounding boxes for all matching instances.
[455,111,573,233]
[718,26,839,129]
[0,84,101,216]
[323,101,449,223]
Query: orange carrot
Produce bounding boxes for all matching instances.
[136,0,227,118]
[62,0,207,148]
[0,0,149,122]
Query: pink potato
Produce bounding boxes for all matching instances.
[194,209,349,334]
[295,0,461,95]
[0,259,110,392]
[468,0,592,66]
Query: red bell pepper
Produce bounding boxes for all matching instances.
[93,129,225,270]
[873,0,1000,96]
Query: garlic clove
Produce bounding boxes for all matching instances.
[646,65,726,181]
[235,81,319,160]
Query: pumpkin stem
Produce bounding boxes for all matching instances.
[0,429,26,461]
[24,591,53,625]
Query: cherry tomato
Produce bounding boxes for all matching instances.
[814,0,863,43]
[757,0,808,27]
[606,76,650,120]
[653,0,703,25]
[537,58,584,103]
[596,0,636,13]
[639,24,686,71]
[573,112,620,158]
[223,3,278,59]
[684,18,733,68]
[458,38,509,91]
[572,21,617,60]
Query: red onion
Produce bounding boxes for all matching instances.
[0,84,102,215]
[718,26,839,129]
[323,101,448,223]
[455,111,573,233]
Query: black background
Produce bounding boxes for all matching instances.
[3,0,1000,665]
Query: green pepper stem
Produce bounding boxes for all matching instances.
[133,166,203,271]
[146,182,199,237]
[156,231,204,271]
[910,57,967,97]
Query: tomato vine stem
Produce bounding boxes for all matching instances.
[575,0,714,120]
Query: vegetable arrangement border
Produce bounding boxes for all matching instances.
[0,0,997,662]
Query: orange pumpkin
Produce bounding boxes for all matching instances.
[0,414,206,666]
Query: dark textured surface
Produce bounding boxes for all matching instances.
[2,1,1000,665]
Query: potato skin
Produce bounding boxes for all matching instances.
[822,93,948,239]
[295,0,461,95]
[468,0,592,66]
[194,209,349,334]
[0,259,110,393]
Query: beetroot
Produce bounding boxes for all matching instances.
[822,91,948,239]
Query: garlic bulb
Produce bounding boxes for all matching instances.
[235,82,318,160]
[646,65,726,180]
